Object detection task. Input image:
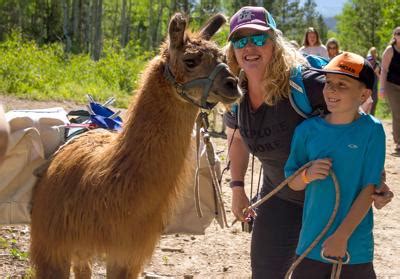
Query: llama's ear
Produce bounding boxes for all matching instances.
[168,13,187,49]
[199,14,226,40]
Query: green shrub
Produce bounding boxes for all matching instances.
[375,98,392,120]
[0,31,149,108]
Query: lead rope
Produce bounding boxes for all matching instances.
[284,166,343,279]
[331,261,343,279]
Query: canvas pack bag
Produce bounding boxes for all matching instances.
[0,108,68,224]
[164,135,224,234]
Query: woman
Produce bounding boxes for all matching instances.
[299,27,329,58]
[325,38,341,59]
[380,27,400,155]
[224,6,393,278]
[364,47,381,115]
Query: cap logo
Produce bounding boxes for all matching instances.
[238,10,253,23]
[338,64,356,74]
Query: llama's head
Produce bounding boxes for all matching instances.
[164,13,241,109]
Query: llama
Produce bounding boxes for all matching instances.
[30,13,240,278]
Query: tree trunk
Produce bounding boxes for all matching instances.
[62,0,72,52]
[91,0,103,61]
[147,0,154,49]
[169,0,176,18]
[71,0,80,50]
[82,0,91,53]
[120,0,128,47]
[183,0,189,15]
[111,0,119,42]
[153,0,164,49]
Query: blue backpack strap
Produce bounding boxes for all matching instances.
[289,65,312,118]
[230,103,240,129]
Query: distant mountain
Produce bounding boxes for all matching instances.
[324,16,337,31]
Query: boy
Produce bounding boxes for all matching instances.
[285,52,385,278]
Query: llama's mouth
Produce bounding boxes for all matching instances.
[210,90,241,104]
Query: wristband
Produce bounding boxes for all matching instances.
[230,180,244,188]
[301,169,311,184]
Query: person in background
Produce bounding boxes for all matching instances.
[299,27,329,58]
[290,40,300,49]
[380,26,400,156]
[364,47,381,115]
[285,52,384,278]
[224,6,393,278]
[325,38,341,60]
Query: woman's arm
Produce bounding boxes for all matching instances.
[226,127,251,221]
[380,47,393,95]
[322,185,375,258]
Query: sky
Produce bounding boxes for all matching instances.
[311,0,347,17]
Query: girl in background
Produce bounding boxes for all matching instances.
[299,27,328,58]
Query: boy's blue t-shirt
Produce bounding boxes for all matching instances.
[284,113,386,264]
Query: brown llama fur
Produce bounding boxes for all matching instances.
[30,13,239,278]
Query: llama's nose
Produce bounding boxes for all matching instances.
[224,77,238,92]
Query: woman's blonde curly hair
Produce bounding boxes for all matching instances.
[226,30,307,106]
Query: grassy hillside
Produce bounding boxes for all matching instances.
[0,33,150,108]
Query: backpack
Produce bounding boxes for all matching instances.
[288,54,330,118]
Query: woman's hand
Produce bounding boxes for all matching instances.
[322,233,348,259]
[372,182,394,209]
[306,158,332,182]
[231,187,253,222]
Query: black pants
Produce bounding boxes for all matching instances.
[251,195,303,278]
[292,257,376,279]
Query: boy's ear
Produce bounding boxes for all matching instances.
[360,88,372,103]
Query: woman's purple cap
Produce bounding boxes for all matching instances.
[228,6,277,40]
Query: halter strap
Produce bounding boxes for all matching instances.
[164,62,229,110]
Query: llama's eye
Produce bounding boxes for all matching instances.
[184,59,198,68]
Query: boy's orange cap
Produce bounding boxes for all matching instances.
[312,52,375,89]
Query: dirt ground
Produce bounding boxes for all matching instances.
[0,95,399,278]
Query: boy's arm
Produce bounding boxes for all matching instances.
[334,184,374,238]
[322,184,375,258]
[288,159,332,191]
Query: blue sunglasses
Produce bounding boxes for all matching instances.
[231,33,270,49]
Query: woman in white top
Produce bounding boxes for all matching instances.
[299,27,329,58]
